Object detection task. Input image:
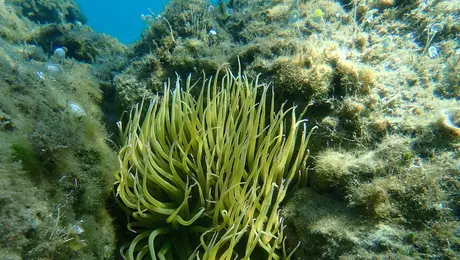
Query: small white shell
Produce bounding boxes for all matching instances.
[430,23,443,34]
[428,46,439,58]
[54,47,66,57]
[45,62,64,76]
[66,101,86,116]
[72,223,84,235]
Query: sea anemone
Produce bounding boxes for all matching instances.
[114,66,315,259]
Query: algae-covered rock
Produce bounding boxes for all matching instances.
[5,0,86,24]
[311,149,354,191]
[0,2,119,258]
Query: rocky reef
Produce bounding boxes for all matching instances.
[0,0,458,259]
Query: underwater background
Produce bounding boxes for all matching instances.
[0,0,459,259]
[76,0,165,44]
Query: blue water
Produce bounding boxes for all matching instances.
[76,0,219,44]
[75,0,165,44]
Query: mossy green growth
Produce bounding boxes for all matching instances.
[311,149,354,191]
[115,67,316,259]
[9,135,43,177]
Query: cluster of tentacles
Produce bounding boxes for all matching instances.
[114,66,315,260]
